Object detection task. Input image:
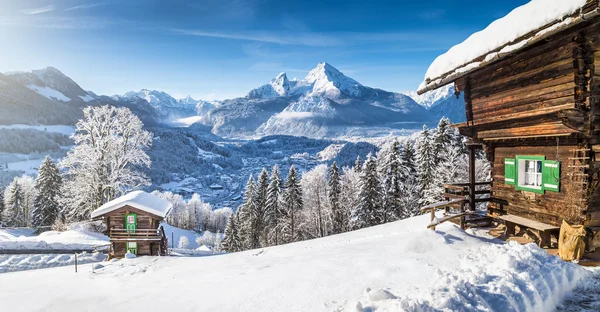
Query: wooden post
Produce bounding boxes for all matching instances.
[74,253,78,273]
[468,145,476,212]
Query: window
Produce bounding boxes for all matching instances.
[127,215,135,224]
[505,155,560,194]
[518,159,542,189]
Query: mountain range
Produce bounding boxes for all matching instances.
[0,63,465,138]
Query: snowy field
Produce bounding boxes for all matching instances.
[0,214,596,312]
[0,124,76,135]
[0,224,109,251]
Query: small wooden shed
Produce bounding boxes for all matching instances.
[418,1,600,248]
[91,191,172,258]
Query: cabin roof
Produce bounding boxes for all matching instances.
[418,0,595,94]
[90,191,173,219]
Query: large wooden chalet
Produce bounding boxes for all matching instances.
[91,191,172,258]
[419,1,600,250]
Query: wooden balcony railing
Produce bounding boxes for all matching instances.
[109,228,163,240]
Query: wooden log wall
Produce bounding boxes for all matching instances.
[458,20,600,140]
[489,144,588,226]
[112,241,156,257]
[106,206,159,231]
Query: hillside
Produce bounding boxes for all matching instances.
[0,214,589,312]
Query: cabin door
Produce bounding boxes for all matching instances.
[125,213,137,234]
[127,242,138,255]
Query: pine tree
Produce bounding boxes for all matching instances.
[432,118,453,166]
[255,168,269,246]
[328,161,345,234]
[354,155,363,172]
[282,165,303,243]
[4,179,24,227]
[32,156,62,227]
[238,175,258,249]
[401,141,417,182]
[381,141,404,222]
[354,154,383,228]
[266,165,283,245]
[222,214,243,252]
[417,125,436,205]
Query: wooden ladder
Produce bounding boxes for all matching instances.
[567,147,591,222]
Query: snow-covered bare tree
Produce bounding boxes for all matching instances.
[32,156,62,227]
[0,184,4,224]
[328,162,345,234]
[300,164,329,239]
[281,165,303,243]
[340,168,360,230]
[354,153,383,229]
[60,105,152,221]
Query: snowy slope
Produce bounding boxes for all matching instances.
[7,67,96,102]
[0,214,590,312]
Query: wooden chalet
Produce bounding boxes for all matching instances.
[91,191,172,258]
[419,0,600,250]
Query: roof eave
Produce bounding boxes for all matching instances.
[417,7,600,95]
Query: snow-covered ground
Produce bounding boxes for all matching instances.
[0,224,109,251]
[0,124,75,135]
[0,214,594,311]
[0,252,107,273]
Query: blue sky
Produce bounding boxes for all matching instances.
[0,0,528,100]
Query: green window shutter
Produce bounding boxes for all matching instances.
[505,158,516,185]
[543,160,560,192]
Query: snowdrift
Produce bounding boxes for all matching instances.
[0,214,592,312]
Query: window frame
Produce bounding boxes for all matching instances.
[515,155,546,194]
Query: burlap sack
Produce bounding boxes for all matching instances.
[558,220,586,261]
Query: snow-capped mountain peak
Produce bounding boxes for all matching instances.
[247,72,293,99]
[6,66,96,102]
[303,62,363,97]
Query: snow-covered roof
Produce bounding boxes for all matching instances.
[418,0,593,94]
[90,191,173,219]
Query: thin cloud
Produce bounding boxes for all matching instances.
[171,28,344,47]
[64,3,106,12]
[21,5,55,15]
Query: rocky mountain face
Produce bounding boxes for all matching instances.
[203,62,433,138]
[0,64,465,137]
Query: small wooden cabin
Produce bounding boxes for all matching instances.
[91,191,172,258]
[419,1,600,248]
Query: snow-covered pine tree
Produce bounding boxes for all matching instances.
[255,168,269,246]
[401,141,417,182]
[380,140,404,222]
[328,161,345,234]
[281,165,303,243]
[416,125,436,205]
[428,147,467,203]
[32,156,62,227]
[222,215,243,252]
[354,153,383,229]
[60,105,152,221]
[4,179,24,227]
[340,168,360,230]
[432,118,453,166]
[354,155,363,173]
[239,175,258,249]
[266,165,283,245]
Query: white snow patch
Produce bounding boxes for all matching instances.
[26,84,71,102]
[164,116,203,127]
[0,252,107,273]
[274,111,315,119]
[422,0,587,85]
[0,225,108,251]
[78,94,95,102]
